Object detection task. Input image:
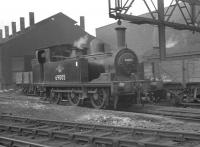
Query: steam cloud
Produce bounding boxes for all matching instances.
[73,35,89,49]
[166,36,178,48]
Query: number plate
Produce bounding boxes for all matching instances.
[55,74,66,81]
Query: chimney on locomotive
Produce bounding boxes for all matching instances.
[115,27,127,49]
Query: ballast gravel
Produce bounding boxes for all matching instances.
[0,93,200,134]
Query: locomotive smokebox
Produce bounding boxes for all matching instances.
[115,27,127,49]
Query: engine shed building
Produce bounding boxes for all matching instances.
[0,12,94,88]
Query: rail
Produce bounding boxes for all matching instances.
[0,115,200,147]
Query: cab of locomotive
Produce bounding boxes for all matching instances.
[32,43,91,84]
[32,44,74,83]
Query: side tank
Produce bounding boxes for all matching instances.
[86,47,138,81]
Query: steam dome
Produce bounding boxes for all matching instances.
[89,38,105,54]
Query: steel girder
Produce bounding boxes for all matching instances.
[108,0,200,59]
[109,0,200,30]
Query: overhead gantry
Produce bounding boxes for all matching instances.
[108,0,200,59]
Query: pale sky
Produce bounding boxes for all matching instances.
[0,0,172,37]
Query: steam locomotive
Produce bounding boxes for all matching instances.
[17,26,200,108]
[17,27,149,109]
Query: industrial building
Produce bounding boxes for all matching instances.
[97,2,200,83]
[97,23,200,83]
[0,12,94,88]
[96,11,200,61]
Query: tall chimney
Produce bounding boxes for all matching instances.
[115,27,127,49]
[20,17,25,31]
[12,22,16,35]
[29,12,35,26]
[0,29,2,40]
[5,26,9,38]
[80,16,85,31]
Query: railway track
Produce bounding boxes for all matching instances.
[0,115,200,147]
[127,104,200,123]
[144,109,200,122]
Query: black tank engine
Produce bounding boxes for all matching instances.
[19,27,149,109]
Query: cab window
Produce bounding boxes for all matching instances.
[50,44,72,62]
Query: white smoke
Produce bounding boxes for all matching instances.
[166,37,178,48]
[153,25,179,49]
[73,35,89,49]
